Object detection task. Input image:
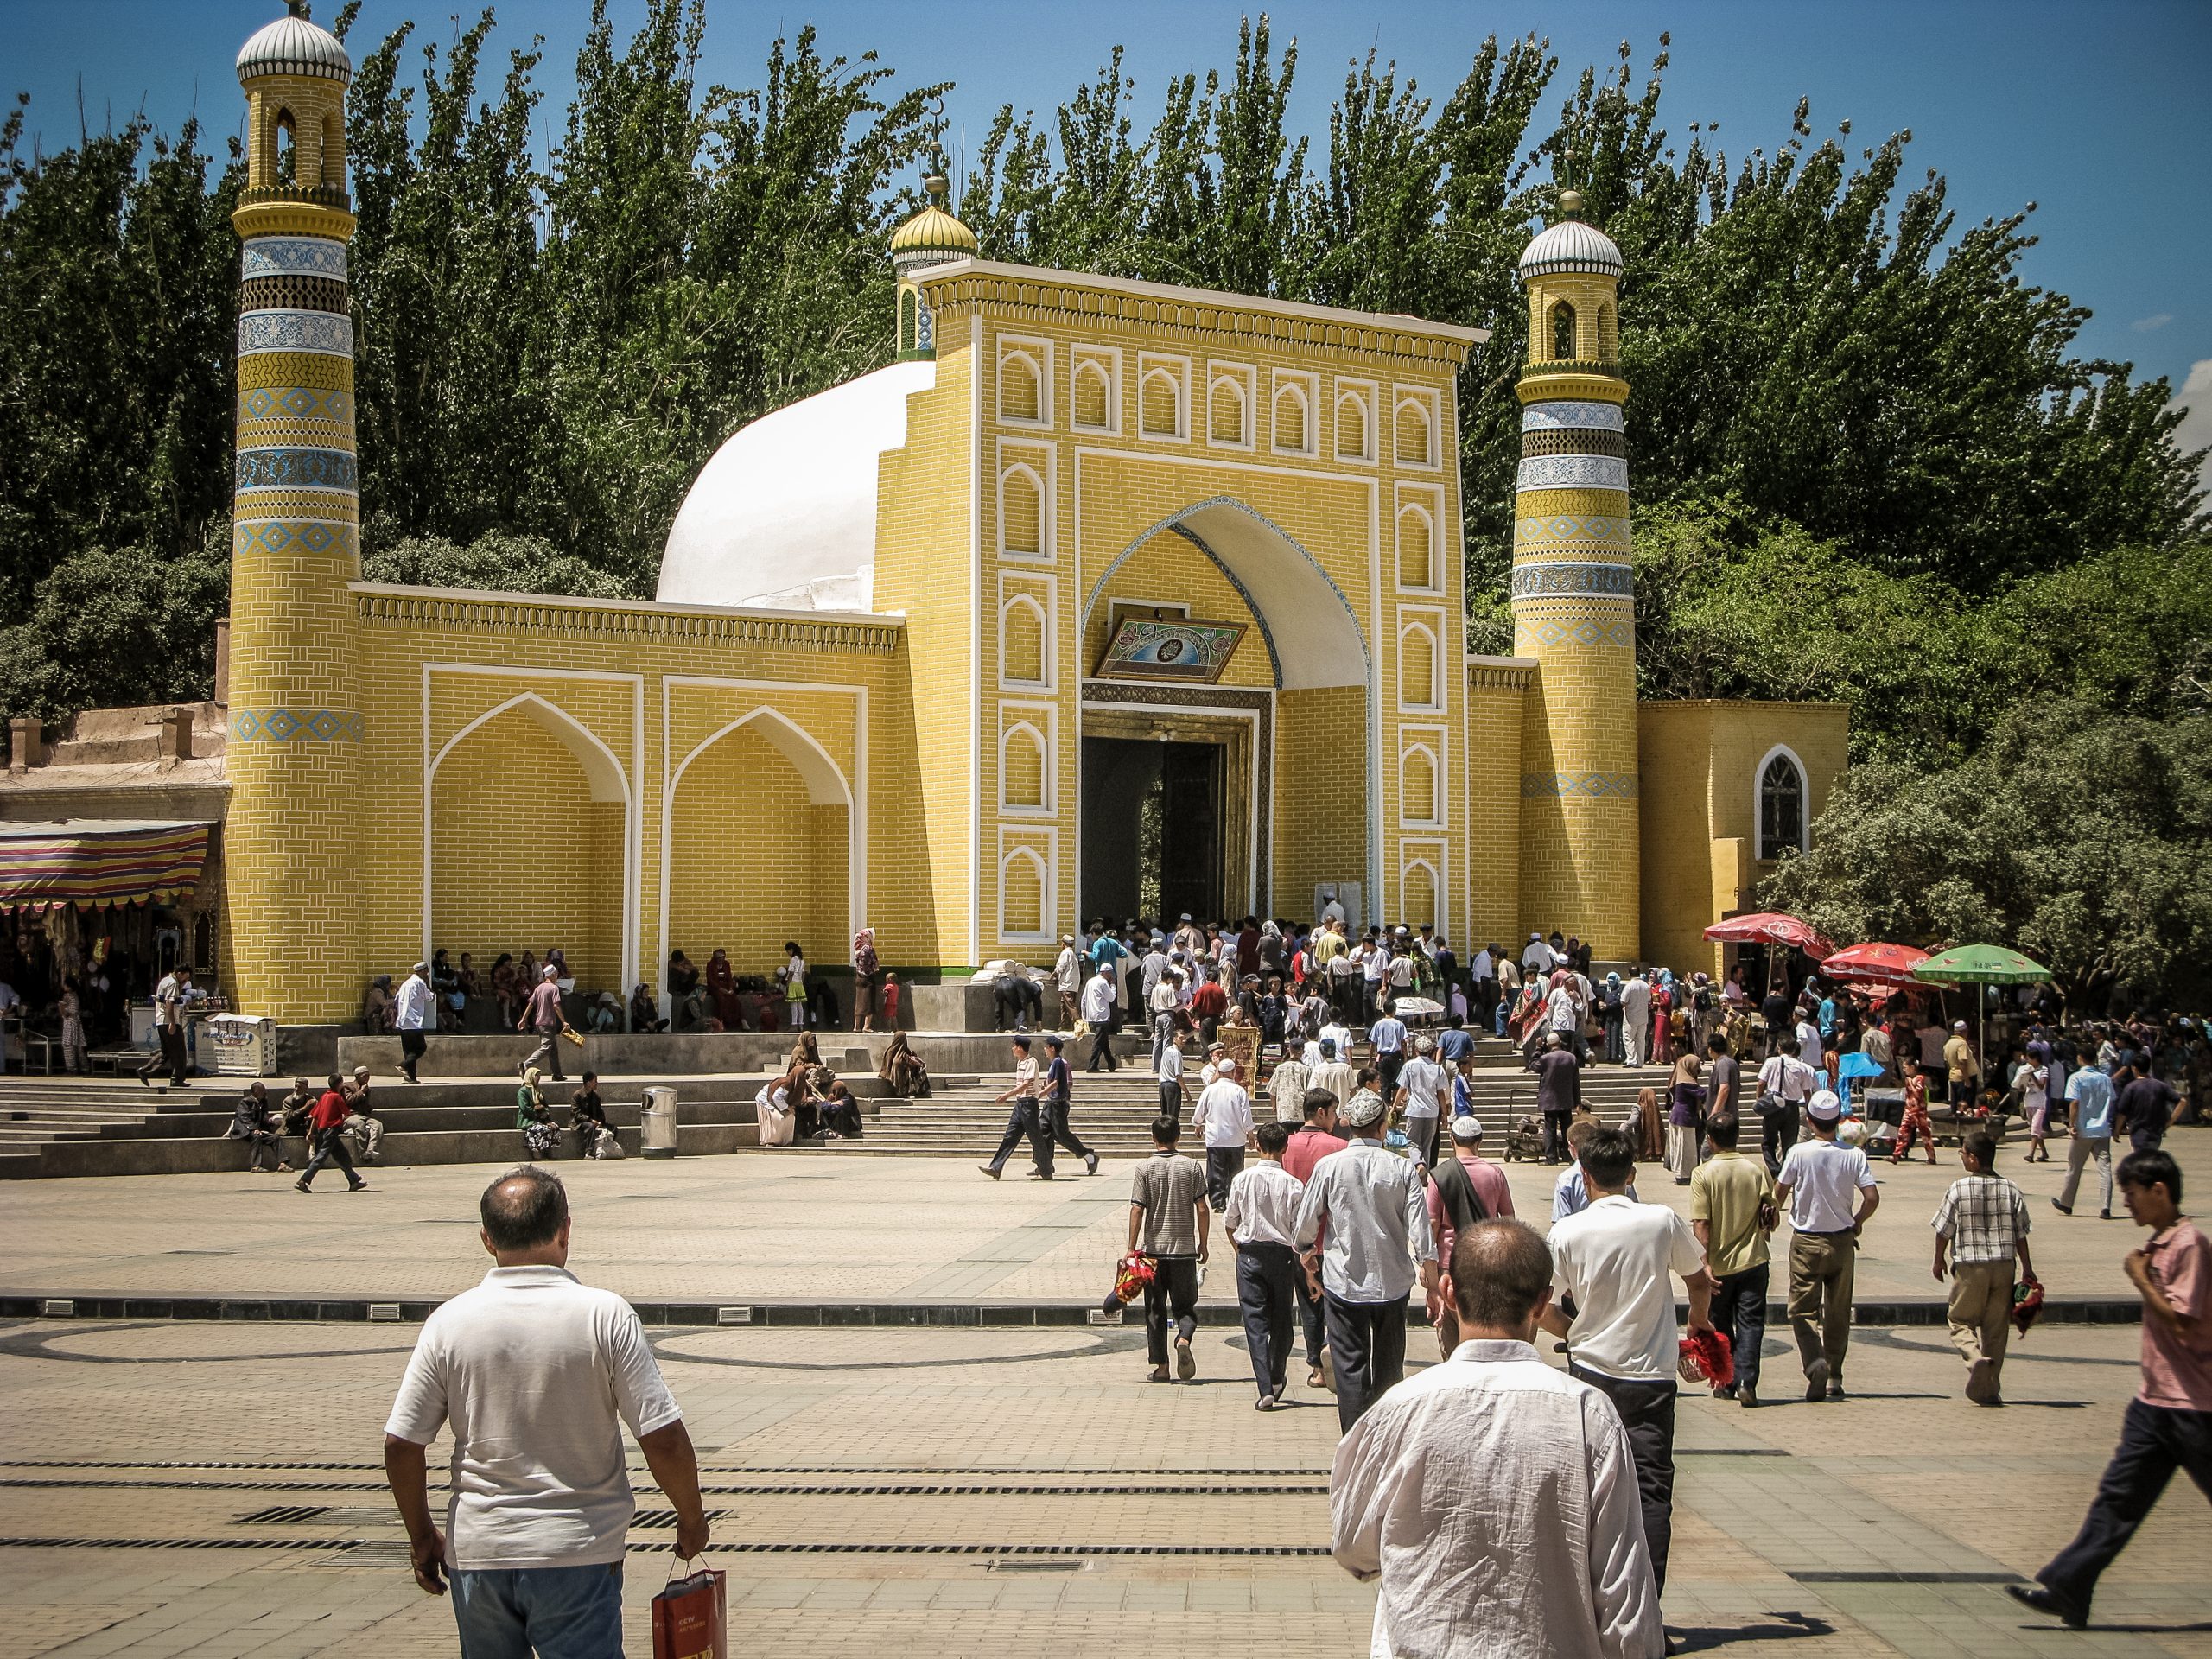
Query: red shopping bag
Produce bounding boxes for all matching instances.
[652,1563,726,1659]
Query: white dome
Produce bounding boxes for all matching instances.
[1517,218,1623,281]
[658,360,935,612]
[238,11,353,85]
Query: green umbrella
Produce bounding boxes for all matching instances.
[1910,944,2050,986]
[1911,944,2050,1091]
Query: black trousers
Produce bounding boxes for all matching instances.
[138,1026,188,1086]
[1403,1113,1440,1169]
[1761,1103,1798,1176]
[987,1100,1052,1175]
[1324,1293,1408,1433]
[1294,1261,1327,1367]
[1087,1027,1119,1071]
[1541,1109,1572,1163]
[1158,1080,1183,1122]
[1571,1363,1679,1591]
[1143,1254,1200,1366]
[1376,1052,1405,1102]
[1236,1243,1297,1399]
[2041,1399,2212,1613]
[1713,1261,1770,1396]
[299,1126,362,1188]
[399,1029,427,1078]
[1045,1096,1091,1161]
[1205,1145,1245,1212]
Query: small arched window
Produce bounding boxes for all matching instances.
[1073,360,1112,430]
[1401,746,1440,825]
[1336,390,1369,460]
[1002,724,1048,811]
[999,352,1042,423]
[274,108,297,187]
[1394,399,1432,467]
[321,111,345,191]
[1395,505,1434,590]
[1001,597,1046,685]
[1758,751,1807,859]
[999,466,1043,558]
[1141,369,1182,438]
[1274,385,1308,453]
[1398,624,1440,709]
[1597,300,1617,361]
[1001,849,1046,938]
[1402,861,1439,931]
[1551,300,1577,362]
[1210,378,1245,445]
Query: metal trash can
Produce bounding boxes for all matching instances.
[641,1086,679,1160]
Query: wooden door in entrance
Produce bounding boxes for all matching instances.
[1078,737,1223,925]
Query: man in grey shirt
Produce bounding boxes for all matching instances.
[1128,1113,1211,1382]
[1294,1087,1439,1430]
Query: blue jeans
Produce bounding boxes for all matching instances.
[452,1561,625,1659]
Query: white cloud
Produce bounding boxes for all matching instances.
[2173,359,2212,500]
[2133,313,2174,333]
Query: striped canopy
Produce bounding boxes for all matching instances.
[0,820,213,912]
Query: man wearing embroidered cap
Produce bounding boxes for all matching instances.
[1774,1090,1880,1401]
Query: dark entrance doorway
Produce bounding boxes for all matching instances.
[1081,737,1223,924]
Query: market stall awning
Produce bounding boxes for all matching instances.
[1820,942,1930,986]
[0,819,213,912]
[1703,911,1836,958]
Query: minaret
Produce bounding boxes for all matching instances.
[889,157,978,361]
[1510,189,1638,960]
[224,2,362,1021]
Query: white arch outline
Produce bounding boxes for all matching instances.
[998,592,1051,687]
[1071,356,1115,432]
[425,690,634,990]
[998,843,1051,941]
[1396,620,1441,711]
[1208,372,1250,448]
[1395,500,1437,591]
[1335,385,1373,461]
[1401,856,1441,928]
[998,719,1052,814]
[997,347,1045,424]
[1753,743,1811,860]
[1393,395,1435,467]
[1272,380,1312,454]
[1140,364,1185,439]
[997,461,1046,559]
[1400,741,1442,828]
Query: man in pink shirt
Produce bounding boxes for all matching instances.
[2013,1147,2212,1628]
[1281,1089,1350,1388]
[1426,1116,1516,1354]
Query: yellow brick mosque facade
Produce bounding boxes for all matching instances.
[213,9,1842,1025]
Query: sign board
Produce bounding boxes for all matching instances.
[1094,616,1248,683]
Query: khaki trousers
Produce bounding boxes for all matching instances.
[1788,1230,1857,1376]
[1947,1259,2014,1382]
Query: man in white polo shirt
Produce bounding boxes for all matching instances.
[1394,1034,1448,1170]
[1541,1125,1714,1593]
[1775,1090,1881,1402]
[1193,1056,1255,1213]
[384,1166,708,1654]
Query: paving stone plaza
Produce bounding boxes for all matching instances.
[3,1138,2209,1657]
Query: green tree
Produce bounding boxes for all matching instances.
[361,530,629,598]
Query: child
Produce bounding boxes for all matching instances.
[2016,1046,2052,1162]
[1893,1053,1939,1165]
[1930,1128,2035,1405]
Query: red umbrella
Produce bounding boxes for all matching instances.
[1820,942,1930,987]
[1703,911,1837,958]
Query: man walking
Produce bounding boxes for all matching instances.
[1756,1035,1818,1176]
[1039,1034,1100,1176]
[1053,934,1084,1030]
[1080,959,1121,1072]
[2056,1052,2118,1217]
[1129,1114,1210,1382]
[1283,1090,1349,1389]
[394,961,435,1084]
[979,1035,1052,1180]
[296,1072,368,1192]
[1931,1128,2035,1405]
[1308,1037,1356,1109]
[1369,1000,1409,1102]
[1621,968,1651,1068]
[1532,1032,1581,1164]
[2011,1149,2212,1630]
[518,965,571,1083]
[2114,1058,2180,1154]
[1225,1121,1306,1408]
[1775,1090,1878,1400]
[1542,1127,1715,1592]
[1425,1116,1515,1354]
[137,964,193,1088]
[1154,1028,1187,1122]
[1332,1218,1663,1659]
[383,1167,708,1649]
[1690,1111,1777,1408]
[1268,1034,1312,1125]
[1193,1056,1254,1212]
[1394,1034,1447,1170]
[1294,1086,1439,1431]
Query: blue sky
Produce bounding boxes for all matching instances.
[11,0,2210,477]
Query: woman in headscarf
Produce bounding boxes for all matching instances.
[1635,1084,1665,1162]
[1666,1048,1706,1184]
[819,1078,864,1140]
[1257,919,1288,981]
[753,1062,804,1147]
[516,1067,559,1160]
[1650,969,1675,1067]
[360,975,394,1035]
[629,982,668,1034]
[705,948,743,1030]
[877,1030,931,1097]
[851,929,882,1033]
[789,1030,822,1072]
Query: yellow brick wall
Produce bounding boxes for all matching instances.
[1274,686,1369,919]
[1638,699,1848,976]
[1461,666,1529,953]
